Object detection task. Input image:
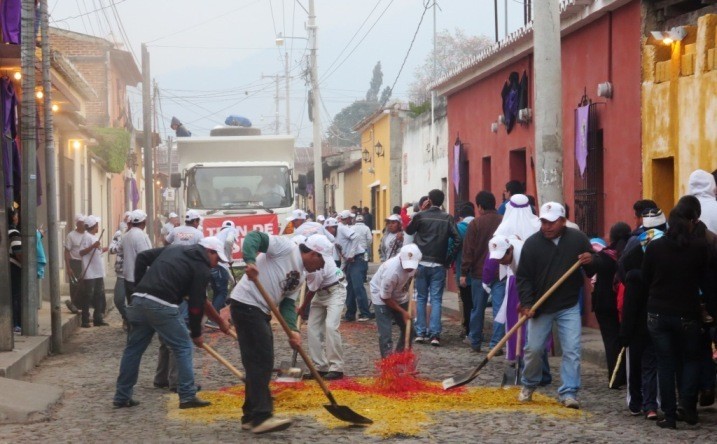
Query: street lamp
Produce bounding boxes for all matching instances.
[374,141,384,157]
[362,148,371,163]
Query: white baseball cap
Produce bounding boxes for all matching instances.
[168,212,178,219]
[199,236,230,263]
[538,202,566,222]
[488,234,512,260]
[286,209,308,222]
[221,220,236,229]
[131,209,147,224]
[355,214,364,222]
[185,210,201,221]
[317,215,326,222]
[386,214,401,222]
[304,234,334,259]
[399,244,422,269]
[323,217,338,227]
[291,234,308,246]
[338,210,355,220]
[74,213,85,223]
[84,215,100,228]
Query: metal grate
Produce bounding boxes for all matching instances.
[574,103,604,238]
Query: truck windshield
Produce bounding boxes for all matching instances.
[186,165,292,210]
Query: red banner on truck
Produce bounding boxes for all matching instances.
[201,214,279,261]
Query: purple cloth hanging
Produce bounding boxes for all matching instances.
[452,141,460,195]
[1,0,22,44]
[130,178,140,209]
[575,105,590,177]
[2,77,21,204]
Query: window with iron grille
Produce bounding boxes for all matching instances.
[574,103,604,238]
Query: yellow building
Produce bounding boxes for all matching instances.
[642,14,717,211]
[353,105,407,261]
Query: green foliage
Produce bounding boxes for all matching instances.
[90,127,130,173]
[366,61,383,102]
[408,101,431,117]
[326,100,379,147]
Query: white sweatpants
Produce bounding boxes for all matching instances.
[307,285,346,372]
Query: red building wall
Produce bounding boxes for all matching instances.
[446,1,642,326]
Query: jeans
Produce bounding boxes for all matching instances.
[344,255,371,320]
[522,302,582,399]
[375,301,412,358]
[113,277,127,321]
[82,278,106,324]
[647,312,702,419]
[210,266,230,312]
[231,300,275,426]
[458,283,472,335]
[114,297,197,404]
[468,279,489,348]
[414,265,447,339]
[487,279,506,348]
[307,285,346,372]
[154,336,178,389]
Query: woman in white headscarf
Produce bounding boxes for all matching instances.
[494,194,540,241]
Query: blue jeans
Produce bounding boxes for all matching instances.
[469,279,489,348]
[414,265,447,339]
[344,255,371,320]
[487,279,506,348]
[375,302,411,358]
[210,266,230,312]
[114,297,197,404]
[113,277,127,321]
[522,302,581,400]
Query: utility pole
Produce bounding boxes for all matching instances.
[0,99,11,350]
[41,0,62,352]
[533,0,564,204]
[285,52,291,134]
[494,0,499,42]
[21,0,39,336]
[141,43,155,242]
[504,0,508,38]
[309,0,324,216]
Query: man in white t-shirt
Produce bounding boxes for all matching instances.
[353,214,373,261]
[228,232,331,434]
[79,215,109,327]
[297,253,346,380]
[167,210,204,245]
[64,213,86,313]
[370,244,422,358]
[120,210,153,302]
[161,212,181,245]
[336,210,372,321]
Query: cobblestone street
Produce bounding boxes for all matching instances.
[2,308,716,443]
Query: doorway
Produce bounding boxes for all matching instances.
[482,156,492,193]
[652,157,675,212]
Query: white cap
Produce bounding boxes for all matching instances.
[291,234,308,246]
[130,209,147,224]
[642,208,666,228]
[286,209,308,222]
[323,217,338,227]
[221,220,236,229]
[317,215,326,222]
[199,236,230,263]
[538,202,565,222]
[74,213,85,223]
[84,215,100,228]
[399,244,422,269]
[386,214,401,222]
[168,212,178,219]
[304,234,334,259]
[123,211,132,220]
[488,234,512,260]
[355,214,364,222]
[185,210,201,221]
[338,210,355,220]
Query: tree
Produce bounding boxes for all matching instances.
[366,61,383,102]
[408,28,492,105]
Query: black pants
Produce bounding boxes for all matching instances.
[82,278,106,324]
[458,284,473,336]
[626,334,658,412]
[10,264,21,328]
[230,300,274,426]
[595,309,626,388]
[69,259,83,307]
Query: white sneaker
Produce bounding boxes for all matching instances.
[252,417,293,434]
[518,386,535,402]
[241,422,252,431]
[562,397,580,409]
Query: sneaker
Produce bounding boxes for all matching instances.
[562,397,580,409]
[302,371,328,380]
[205,320,219,329]
[179,397,211,409]
[153,382,169,389]
[430,337,441,347]
[629,408,642,416]
[13,326,21,333]
[699,388,715,407]
[94,320,110,327]
[646,410,658,420]
[171,385,201,393]
[65,300,79,314]
[323,371,344,381]
[81,323,91,328]
[414,336,427,344]
[656,418,676,429]
[357,316,370,322]
[518,386,535,402]
[471,346,482,353]
[113,399,140,409]
[251,417,293,434]
[241,421,253,431]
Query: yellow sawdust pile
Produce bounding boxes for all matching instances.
[167,379,584,438]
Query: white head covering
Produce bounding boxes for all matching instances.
[494,194,540,241]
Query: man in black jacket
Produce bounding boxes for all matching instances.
[113,237,231,410]
[406,189,461,346]
[516,202,594,409]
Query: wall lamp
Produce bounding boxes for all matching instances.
[374,141,384,157]
[650,26,687,45]
[362,147,371,163]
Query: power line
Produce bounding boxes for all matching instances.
[109,0,140,67]
[53,0,128,23]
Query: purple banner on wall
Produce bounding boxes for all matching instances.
[575,105,590,177]
[452,142,460,195]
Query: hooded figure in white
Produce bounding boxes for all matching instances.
[688,169,717,233]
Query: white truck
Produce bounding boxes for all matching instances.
[170,126,306,263]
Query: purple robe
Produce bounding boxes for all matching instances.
[1,0,21,44]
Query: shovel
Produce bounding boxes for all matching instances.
[443,260,582,390]
[253,279,373,425]
[202,343,246,383]
[501,324,523,388]
[609,347,626,389]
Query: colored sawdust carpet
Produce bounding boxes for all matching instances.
[168,353,583,438]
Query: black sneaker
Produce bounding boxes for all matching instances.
[302,371,328,380]
[179,397,211,409]
[153,382,169,389]
[657,418,676,429]
[94,320,110,327]
[170,384,201,393]
[323,371,344,380]
[113,399,140,409]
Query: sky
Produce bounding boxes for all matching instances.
[50,0,527,146]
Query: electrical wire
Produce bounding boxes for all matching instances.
[53,0,128,23]
[109,0,140,67]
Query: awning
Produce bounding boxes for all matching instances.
[367,180,380,189]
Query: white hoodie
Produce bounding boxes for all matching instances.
[688,169,717,233]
